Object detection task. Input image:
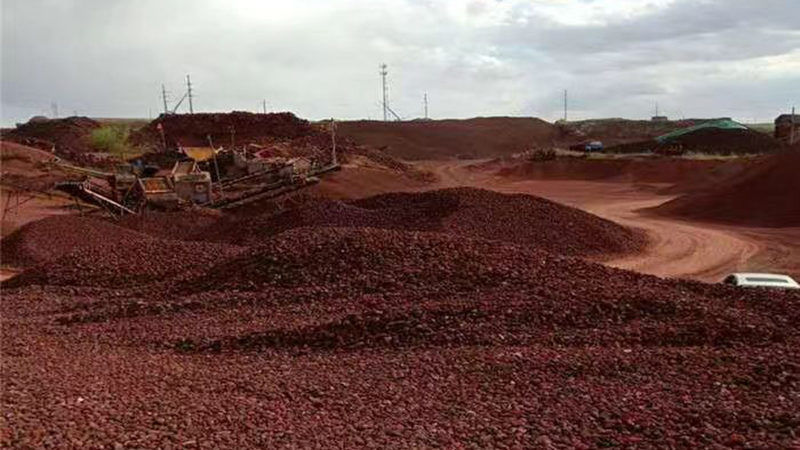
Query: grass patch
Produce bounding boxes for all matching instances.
[88,125,140,159]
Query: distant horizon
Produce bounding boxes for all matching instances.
[2,112,783,129]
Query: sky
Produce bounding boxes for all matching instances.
[2,0,799,126]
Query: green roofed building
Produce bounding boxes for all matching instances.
[655,119,747,144]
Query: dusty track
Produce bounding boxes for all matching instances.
[419,160,798,282]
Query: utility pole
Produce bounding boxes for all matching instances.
[655,102,659,117]
[51,102,59,118]
[161,84,169,115]
[424,93,428,119]
[791,106,796,145]
[380,63,389,122]
[186,75,194,114]
[262,100,267,114]
[563,89,568,122]
[330,118,337,166]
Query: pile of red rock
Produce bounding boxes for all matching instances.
[2,187,798,449]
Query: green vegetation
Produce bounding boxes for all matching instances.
[748,123,775,135]
[89,124,136,159]
[93,118,150,130]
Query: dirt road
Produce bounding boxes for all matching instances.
[418,160,799,282]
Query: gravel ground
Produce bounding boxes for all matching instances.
[1,194,798,449]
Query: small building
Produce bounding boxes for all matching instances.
[775,114,799,143]
[651,115,669,122]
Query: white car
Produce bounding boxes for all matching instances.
[722,273,800,290]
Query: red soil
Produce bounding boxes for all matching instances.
[651,150,800,227]
[337,117,559,160]
[482,156,759,193]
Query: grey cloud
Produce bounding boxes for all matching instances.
[1,0,798,125]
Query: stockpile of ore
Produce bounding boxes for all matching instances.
[114,188,644,257]
[0,215,150,268]
[2,187,798,449]
[1,117,100,159]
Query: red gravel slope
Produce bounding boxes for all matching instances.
[169,187,645,257]
[0,216,152,268]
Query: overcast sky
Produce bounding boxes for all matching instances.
[2,0,799,126]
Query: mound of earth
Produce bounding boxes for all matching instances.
[192,187,644,257]
[352,188,645,256]
[650,150,800,227]
[337,117,559,160]
[131,112,316,149]
[1,116,99,158]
